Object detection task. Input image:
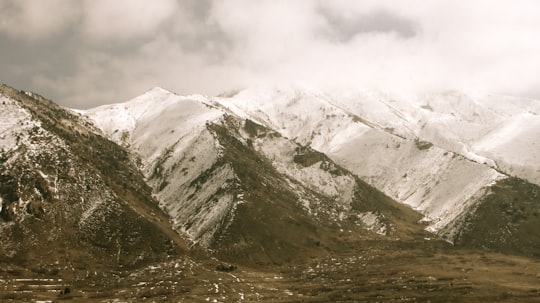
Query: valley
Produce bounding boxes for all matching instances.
[1,239,539,302]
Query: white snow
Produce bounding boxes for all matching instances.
[208,87,519,234]
[0,95,42,151]
[357,212,387,235]
[84,89,243,246]
[253,134,356,211]
[84,85,539,238]
[213,86,373,150]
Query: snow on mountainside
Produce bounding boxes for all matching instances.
[210,88,539,226]
[472,95,540,185]
[324,89,539,181]
[208,88,498,235]
[85,87,430,262]
[86,88,229,246]
[85,86,540,256]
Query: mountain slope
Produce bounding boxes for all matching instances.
[210,88,504,233]
[85,88,430,264]
[208,116,430,263]
[207,87,540,255]
[84,85,540,258]
[448,177,540,257]
[0,84,186,272]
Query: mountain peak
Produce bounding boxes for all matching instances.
[136,86,175,101]
[146,86,173,95]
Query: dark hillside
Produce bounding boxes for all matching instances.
[0,84,187,272]
[452,177,540,257]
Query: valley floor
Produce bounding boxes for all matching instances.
[1,240,539,302]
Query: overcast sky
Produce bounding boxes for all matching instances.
[1,0,540,108]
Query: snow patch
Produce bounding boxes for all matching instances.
[357,212,387,235]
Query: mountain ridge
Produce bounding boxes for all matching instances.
[86,87,431,263]
[84,85,540,257]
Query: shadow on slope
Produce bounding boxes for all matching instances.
[452,177,540,257]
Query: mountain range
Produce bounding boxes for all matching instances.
[1,82,539,301]
[84,85,540,256]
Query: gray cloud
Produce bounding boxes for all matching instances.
[0,30,80,94]
[0,0,80,39]
[320,9,418,42]
[1,0,540,108]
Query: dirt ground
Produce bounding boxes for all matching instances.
[1,240,539,302]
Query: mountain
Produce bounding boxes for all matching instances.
[2,82,540,301]
[85,87,429,264]
[0,84,186,273]
[209,87,540,253]
[86,86,540,257]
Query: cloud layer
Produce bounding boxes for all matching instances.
[1,0,540,108]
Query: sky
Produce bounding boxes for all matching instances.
[1,0,540,109]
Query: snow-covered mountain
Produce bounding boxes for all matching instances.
[216,88,538,220]
[2,80,538,267]
[85,86,540,257]
[85,87,431,263]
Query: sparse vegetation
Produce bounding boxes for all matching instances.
[415,138,433,150]
[0,84,183,272]
[420,104,434,111]
[293,146,327,167]
[452,177,540,257]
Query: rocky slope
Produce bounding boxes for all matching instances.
[0,84,186,273]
